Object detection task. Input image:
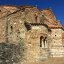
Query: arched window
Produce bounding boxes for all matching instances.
[34,14,38,22]
[40,36,43,47]
[40,36,47,48]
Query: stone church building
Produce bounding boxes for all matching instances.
[0,5,64,64]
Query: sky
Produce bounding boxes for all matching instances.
[0,0,64,25]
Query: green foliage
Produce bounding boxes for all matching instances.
[0,42,25,64]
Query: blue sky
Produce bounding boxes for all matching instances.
[0,0,64,25]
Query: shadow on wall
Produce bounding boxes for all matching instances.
[0,41,26,64]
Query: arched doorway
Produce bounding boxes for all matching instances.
[40,36,47,48]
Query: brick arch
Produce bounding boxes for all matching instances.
[39,33,48,38]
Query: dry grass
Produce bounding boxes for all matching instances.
[39,57,64,64]
[23,57,64,64]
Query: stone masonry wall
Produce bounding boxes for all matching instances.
[50,29,64,57]
[25,25,50,63]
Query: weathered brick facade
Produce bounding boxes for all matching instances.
[0,5,64,64]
